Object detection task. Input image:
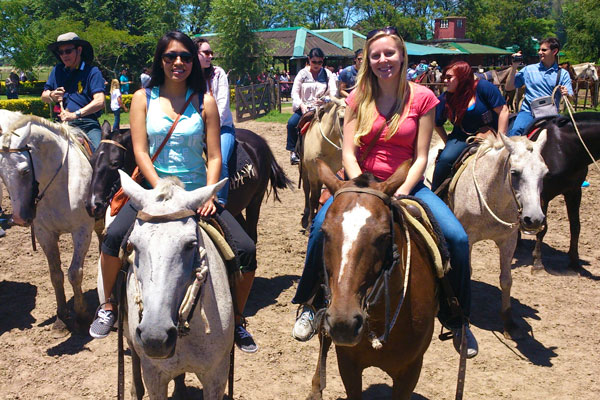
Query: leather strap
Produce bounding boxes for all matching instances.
[358,122,385,165]
[151,94,195,162]
[136,209,196,223]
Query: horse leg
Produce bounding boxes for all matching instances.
[194,351,230,400]
[308,179,322,227]
[532,201,550,272]
[306,332,331,400]
[336,347,363,400]
[391,356,424,400]
[128,339,145,400]
[35,229,69,332]
[172,374,188,399]
[564,188,583,271]
[496,233,524,340]
[244,190,265,244]
[140,363,169,400]
[69,224,93,329]
[301,168,311,229]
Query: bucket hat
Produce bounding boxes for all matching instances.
[47,32,94,63]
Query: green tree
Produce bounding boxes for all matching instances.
[563,0,600,63]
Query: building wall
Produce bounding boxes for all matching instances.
[434,17,467,40]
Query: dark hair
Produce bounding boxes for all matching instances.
[149,31,206,95]
[442,61,477,125]
[192,37,215,88]
[192,37,209,48]
[307,48,325,59]
[354,49,363,58]
[540,37,560,53]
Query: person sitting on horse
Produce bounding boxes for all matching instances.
[291,27,479,358]
[431,61,509,193]
[287,47,338,165]
[505,37,574,136]
[339,49,363,97]
[90,31,259,354]
[42,32,106,151]
[193,37,236,207]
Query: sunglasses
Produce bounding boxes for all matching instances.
[162,52,194,63]
[310,59,323,65]
[57,47,76,56]
[366,26,399,40]
[200,50,214,56]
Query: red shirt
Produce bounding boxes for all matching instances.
[346,83,439,181]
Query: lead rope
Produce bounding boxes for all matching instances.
[178,246,211,336]
[561,92,600,174]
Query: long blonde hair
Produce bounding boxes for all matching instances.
[353,31,410,146]
[110,79,120,93]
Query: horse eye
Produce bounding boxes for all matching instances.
[511,170,521,177]
[19,167,31,176]
[110,161,121,168]
[185,240,198,250]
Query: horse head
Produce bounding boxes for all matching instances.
[86,121,133,218]
[119,170,226,359]
[316,159,411,346]
[499,131,549,234]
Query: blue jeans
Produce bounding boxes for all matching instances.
[431,132,469,192]
[217,125,236,205]
[507,110,534,137]
[112,109,121,133]
[292,181,471,328]
[69,118,101,152]
[286,109,302,152]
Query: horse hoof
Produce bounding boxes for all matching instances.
[51,318,71,338]
[503,325,526,341]
[531,264,545,274]
[305,392,323,400]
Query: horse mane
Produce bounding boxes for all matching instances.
[352,172,376,188]
[154,177,185,201]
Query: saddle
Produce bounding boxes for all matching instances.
[434,142,481,201]
[297,110,316,136]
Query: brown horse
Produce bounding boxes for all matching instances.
[306,160,438,400]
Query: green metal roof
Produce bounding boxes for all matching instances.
[405,42,460,56]
[436,42,512,55]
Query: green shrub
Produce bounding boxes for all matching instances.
[0,98,51,117]
[0,80,47,95]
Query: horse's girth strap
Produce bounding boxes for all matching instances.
[136,209,196,223]
[334,187,391,205]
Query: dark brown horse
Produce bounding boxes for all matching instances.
[526,112,600,271]
[85,121,292,243]
[306,160,438,400]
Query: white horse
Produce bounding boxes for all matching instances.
[300,97,345,228]
[426,133,548,339]
[118,171,233,400]
[572,62,599,81]
[0,112,95,331]
[0,110,23,221]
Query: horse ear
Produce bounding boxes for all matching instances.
[533,129,548,152]
[184,178,228,210]
[499,133,516,154]
[118,170,148,210]
[316,159,343,194]
[102,120,112,139]
[380,159,411,197]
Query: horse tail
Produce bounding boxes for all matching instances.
[267,153,293,202]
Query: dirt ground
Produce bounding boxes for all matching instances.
[1,119,599,400]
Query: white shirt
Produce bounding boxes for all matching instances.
[207,66,234,128]
[291,66,338,112]
[110,88,121,112]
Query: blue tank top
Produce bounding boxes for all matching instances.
[146,87,206,190]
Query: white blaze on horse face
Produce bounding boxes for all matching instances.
[339,204,372,284]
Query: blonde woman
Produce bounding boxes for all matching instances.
[291,27,478,358]
[109,79,128,132]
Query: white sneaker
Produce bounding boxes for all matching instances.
[452,325,479,358]
[292,305,315,342]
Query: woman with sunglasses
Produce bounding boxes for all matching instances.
[193,37,236,206]
[90,31,258,354]
[291,28,478,358]
[286,47,338,165]
[431,61,509,193]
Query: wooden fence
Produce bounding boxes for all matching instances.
[235,82,280,122]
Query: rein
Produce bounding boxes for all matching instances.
[471,145,521,229]
[318,104,344,151]
[561,95,600,174]
[0,136,71,251]
[100,138,128,151]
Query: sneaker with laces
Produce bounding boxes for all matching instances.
[292,305,315,342]
[89,308,117,339]
[234,325,258,353]
[452,325,479,359]
[290,151,300,165]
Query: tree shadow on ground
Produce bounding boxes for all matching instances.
[0,280,37,335]
[470,279,557,366]
[513,237,598,280]
[243,274,299,317]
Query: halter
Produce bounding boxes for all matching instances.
[321,186,411,347]
[0,134,70,250]
[129,209,211,337]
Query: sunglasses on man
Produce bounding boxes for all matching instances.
[57,47,77,56]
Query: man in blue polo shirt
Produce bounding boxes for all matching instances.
[505,37,573,137]
[338,49,363,97]
[42,32,106,150]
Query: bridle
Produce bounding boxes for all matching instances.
[0,133,70,250]
[95,139,129,204]
[319,186,411,347]
[317,102,344,151]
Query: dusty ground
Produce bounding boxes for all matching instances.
[1,119,599,399]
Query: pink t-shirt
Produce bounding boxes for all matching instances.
[346,83,439,181]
